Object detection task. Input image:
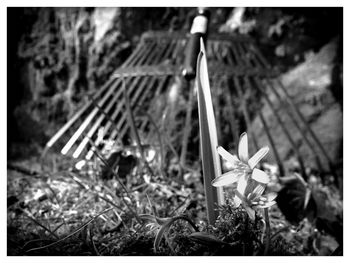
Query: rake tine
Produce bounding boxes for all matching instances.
[135,41,158,66]
[121,40,149,68]
[60,78,122,155]
[81,75,147,159]
[247,76,307,179]
[258,111,285,177]
[249,42,271,69]
[153,40,175,64]
[101,75,163,154]
[129,40,156,67]
[248,43,266,71]
[45,77,116,150]
[133,75,169,139]
[89,95,120,129]
[85,76,146,159]
[73,82,126,158]
[233,76,260,153]
[272,78,336,172]
[263,78,325,173]
[171,39,185,62]
[232,41,247,68]
[237,42,254,68]
[226,43,238,67]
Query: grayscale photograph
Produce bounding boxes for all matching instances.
[6,5,343,256]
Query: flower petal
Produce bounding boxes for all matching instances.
[249,184,265,201]
[236,174,249,196]
[265,192,277,202]
[211,170,242,187]
[238,132,249,163]
[248,146,269,169]
[258,201,276,209]
[233,196,242,207]
[217,146,240,167]
[252,168,270,184]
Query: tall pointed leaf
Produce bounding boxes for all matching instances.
[196,38,224,225]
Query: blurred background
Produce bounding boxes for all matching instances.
[7,7,342,159]
[7,7,343,256]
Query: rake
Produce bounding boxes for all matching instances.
[44,14,336,187]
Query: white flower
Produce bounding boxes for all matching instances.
[211,132,277,220]
[234,169,277,220]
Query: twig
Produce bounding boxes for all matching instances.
[122,77,155,178]
[26,207,113,253]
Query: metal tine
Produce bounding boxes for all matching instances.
[72,77,134,158]
[96,75,159,156]
[252,44,335,173]
[60,78,123,155]
[270,78,336,172]
[166,39,178,60]
[105,38,172,138]
[216,41,230,65]
[123,40,152,68]
[258,111,285,177]
[133,41,158,66]
[112,76,168,143]
[239,41,259,69]
[220,42,232,66]
[248,43,266,71]
[119,76,168,141]
[152,39,175,64]
[248,43,271,70]
[231,41,247,69]
[85,75,151,159]
[83,39,170,158]
[121,40,149,68]
[233,76,260,153]
[45,77,116,150]
[209,40,221,62]
[246,76,307,178]
[262,78,325,172]
[226,43,238,67]
[55,42,153,155]
[130,75,168,141]
[171,39,185,62]
[236,41,254,68]
[136,39,167,67]
[224,43,237,67]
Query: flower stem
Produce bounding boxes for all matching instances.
[263,208,270,255]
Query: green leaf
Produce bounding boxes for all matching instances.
[196,38,224,225]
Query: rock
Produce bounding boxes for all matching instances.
[250,38,342,172]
